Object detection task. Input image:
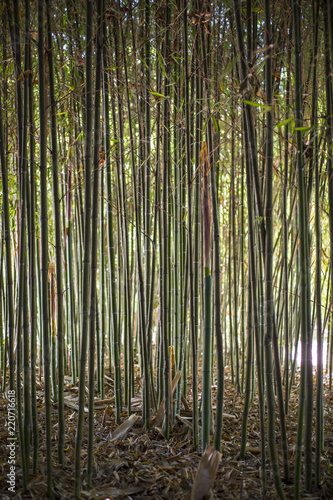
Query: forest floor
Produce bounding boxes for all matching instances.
[1,365,333,500]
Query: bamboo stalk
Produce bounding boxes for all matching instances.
[201,142,212,451]
[38,0,53,495]
[74,1,93,496]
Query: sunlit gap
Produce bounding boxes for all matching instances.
[296,339,328,368]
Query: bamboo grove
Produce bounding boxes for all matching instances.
[0,0,333,498]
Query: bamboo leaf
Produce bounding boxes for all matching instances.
[212,115,219,133]
[202,117,210,132]
[276,117,293,128]
[149,91,168,99]
[222,56,237,77]
[295,126,311,132]
[243,100,271,111]
[156,49,167,78]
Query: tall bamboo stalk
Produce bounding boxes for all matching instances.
[99,142,106,400]
[240,270,253,459]
[162,1,171,439]
[38,0,53,495]
[231,123,240,393]
[292,0,309,497]
[283,31,291,416]
[183,0,197,449]
[309,2,322,489]
[201,142,212,451]
[6,0,29,486]
[242,106,267,495]
[113,9,133,411]
[200,15,224,454]
[324,0,333,397]
[27,18,38,471]
[193,9,201,433]
[46,0,65,464]
[0,16,14,394]
[0,105,14,392]
[263,1,286,497]
[120,18,150,429]
[87,0,103,487]
[314,12,323,483]
[22,2,32,478]
[74,1,93,496]
[103,24,122,423]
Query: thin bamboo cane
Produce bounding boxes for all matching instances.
[200,19,223,454]
[74,1,93,496]
[201,142,212,451]
[87,0,103,485]
[263,1,286,496]
[183,0,197,449]
[292,0,310,497]
[38,0,53,495]
[162,1,171,439]
[103,36,122,423]
[113,10,133,412]
[46,1,65,462]
[120,19,150,429]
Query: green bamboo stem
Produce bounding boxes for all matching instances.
[0,84,14,392]
[314,63,323,491]
[231,123,240,393]
[243,107,267,495]
[38,0,53,495]
[0,116,15,392]
[202,272,212,451]
[22,2,33,478]
[100,147,106,400]
[324,0,333,390]
[263,1,286,496]
[46,0,65,463]
[283,35,291,415]
[113,11,133,412]
[228,199,234,384]
[144,0,152,336]
[292,0,310,497]
[201,140,212,451]
[8,0,30,485]
[50,268,58,404]
[66,205,77,382]
[74,1,93,496]
[162,1,171,439]
[120,19,150,429]
[194,20,202,431]
[172,0,182,417]
[1,1,16,396]
[87,0,103,485]
[240,272,253,459]
[240,155,246,392]
[233,0,266,250]
[183,0,197,448]
[103,33,122,423]
[200,19,223,454]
